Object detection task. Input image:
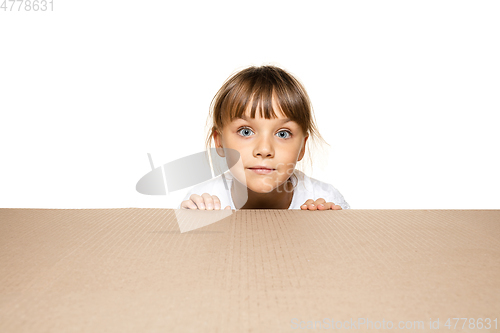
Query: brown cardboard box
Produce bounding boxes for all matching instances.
[0,209,499,332]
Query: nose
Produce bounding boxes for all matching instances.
[253,135,274,158]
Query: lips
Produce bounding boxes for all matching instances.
[248,166,275,175]
[248,166,275,170]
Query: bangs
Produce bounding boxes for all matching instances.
[213,66,311,134]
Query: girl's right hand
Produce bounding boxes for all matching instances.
[181,193,231,210]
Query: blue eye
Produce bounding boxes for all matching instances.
[277,130,292,139]
[238,127,254,137]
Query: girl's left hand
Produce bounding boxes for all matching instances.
[300,198,342,210]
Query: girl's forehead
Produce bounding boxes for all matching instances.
[239,98,287,119]
[238,107,288,120]
[220,95,299,129]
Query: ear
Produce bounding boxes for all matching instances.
[213,130,225,157]
[297,135,309,162]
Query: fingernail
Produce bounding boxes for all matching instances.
[199,204,205,209]
[318,204,324,208]
[207,204,213,210]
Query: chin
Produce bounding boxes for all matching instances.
[247,178,285,194]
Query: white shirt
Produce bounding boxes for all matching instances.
[178,169,350,210]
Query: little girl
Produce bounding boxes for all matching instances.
[180,65,349,211]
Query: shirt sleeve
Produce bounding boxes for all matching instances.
[311,177,350,209]
[328,184,350,209]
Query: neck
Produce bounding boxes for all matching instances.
[231,177,293,209]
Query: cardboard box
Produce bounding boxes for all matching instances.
[0,209,499,332]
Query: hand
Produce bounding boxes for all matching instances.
[181,193,231,210]
[300,198,342,210]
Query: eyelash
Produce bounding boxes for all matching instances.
[237,127,293,139]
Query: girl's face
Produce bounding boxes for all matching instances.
[214,100,308,194]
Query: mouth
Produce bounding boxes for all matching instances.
[248,166,275,175]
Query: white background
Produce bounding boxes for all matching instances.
[1,0,499,209]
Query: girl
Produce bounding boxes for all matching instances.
[180,65,349,211]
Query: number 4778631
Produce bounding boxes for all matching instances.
[1,0,53,11]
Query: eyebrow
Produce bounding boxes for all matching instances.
[236,115,293,124]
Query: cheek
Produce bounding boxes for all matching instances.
[227,144,249,160]
[277,148,301,174]
[225,151,240,169]
[281,145,302,162]
[275,162,295,180]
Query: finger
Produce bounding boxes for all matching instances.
[212,195,221,210]
[315,198,327,205]
[189,194,205,210]
[314,198,327,209]
[307,203,318,210]
[180,199,198,209]
[201,193,216,210]
[330,204,342,210]
[317,202,334,210]
[224,206,231,210]
[306,198,326,211]
[301,199,315,210]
